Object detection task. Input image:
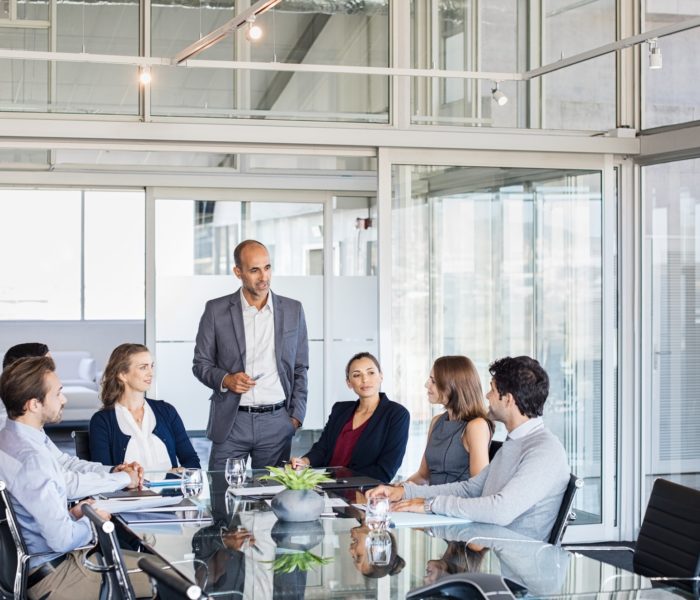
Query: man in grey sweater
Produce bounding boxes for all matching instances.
[368,356,570,541]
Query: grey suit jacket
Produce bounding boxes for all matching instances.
[192,289,309,443]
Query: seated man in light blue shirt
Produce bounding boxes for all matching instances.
[369,356,570,542]
[1,341,140,499]
[0,356,153,600]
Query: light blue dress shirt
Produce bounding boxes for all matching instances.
[0,420,96,568]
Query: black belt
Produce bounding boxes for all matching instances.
[28,554,68,588]
[238,400,285,414]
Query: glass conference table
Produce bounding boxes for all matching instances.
[119,471,690,599]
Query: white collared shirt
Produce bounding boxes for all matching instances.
[507,416,544,440]
[116,402,172,471]
[238,289,285,407]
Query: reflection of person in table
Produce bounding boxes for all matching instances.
[423,541,487,585]
[349,524,405,578]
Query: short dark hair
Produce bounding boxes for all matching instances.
[0,356,55,419]
[2,342,49,370]
[345,352,382,380]
[233,240,267,268]
[489,356,549,418]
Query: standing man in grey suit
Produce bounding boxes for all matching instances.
[193,239,309,470]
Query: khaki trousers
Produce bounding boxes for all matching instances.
[28,547,158,600]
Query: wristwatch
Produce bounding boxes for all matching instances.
[424,497,435,514]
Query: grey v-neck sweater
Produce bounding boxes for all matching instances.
[404,426,569,541]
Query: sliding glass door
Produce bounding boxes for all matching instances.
[381,152,617,541]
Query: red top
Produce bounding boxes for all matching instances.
[328,414,371,468]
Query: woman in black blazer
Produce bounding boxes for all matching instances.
[290,352,409,483]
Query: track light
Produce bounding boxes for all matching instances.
[648,38,662,70]
[139,66,152,85]
[246,17,263,41]
[491,82,508,106]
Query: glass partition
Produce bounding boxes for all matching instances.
[391,164,608,525]
[642,158,700,504]
[643,3,700,129]
[154,197,325,432]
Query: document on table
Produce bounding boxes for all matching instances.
[93,496,184,513]
[351,504,472,528]
[229,485,285,497]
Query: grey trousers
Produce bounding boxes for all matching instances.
[209,405,297,471]
[27,548,159,600]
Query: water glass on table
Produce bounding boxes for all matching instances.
[180,468,203,498]
[365,495,391,530]
[225,457,247,488]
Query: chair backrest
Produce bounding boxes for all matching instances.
[0,479,35,600]
[82,504,136,600]
[0,481,20,598]
[406,572,519,599]
[138,557,203,600]
[547,473,583,545]
[71,429,91,461]
[488,441,503,462]
[633,478,700,596]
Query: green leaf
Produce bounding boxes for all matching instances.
[258,465,334,490]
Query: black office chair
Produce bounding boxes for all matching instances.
[488,441,503,461]
[0,480,60,600]
[547,473,583,545]
[406,572,520,599]
[138,557,204,600]
[72,429,91,461]
[82,504,136,600]
[568,478,700,597]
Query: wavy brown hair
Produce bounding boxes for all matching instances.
[433,355,493,431]
[100,343,149,409]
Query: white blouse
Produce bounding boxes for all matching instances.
[115,402,172,471]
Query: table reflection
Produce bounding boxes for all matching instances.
[122,471,689,599]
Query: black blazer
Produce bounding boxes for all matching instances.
[304,393,410,483]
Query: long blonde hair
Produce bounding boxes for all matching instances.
[433,355,493,430]
[100,343,149,409]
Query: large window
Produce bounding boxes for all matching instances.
[0,188,145,320]
[642,158,700,503]
[643,4,700,129]
[392,164,609,524]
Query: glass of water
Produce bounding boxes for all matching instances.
[180,468,203,498]
[365,495,390,530]
[225,457,247,488]
[366,530,392,566]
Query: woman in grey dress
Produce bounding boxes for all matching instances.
[406,356,493,485]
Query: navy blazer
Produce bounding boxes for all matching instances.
[89,399,201,469]
[304,393,410,483]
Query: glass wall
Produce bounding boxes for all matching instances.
[392,164,607,523]
[642,157,700,504]
[0,188,145,320]
[154,196,325,432]
[643,2,700,129]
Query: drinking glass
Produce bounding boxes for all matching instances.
[180,468,203,498]
[225,457,247,488]
[365,495,390,530]
[366,530,392,566]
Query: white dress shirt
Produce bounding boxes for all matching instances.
[116,402,172,471]
[238,290,285,407]
[507,417,544,440]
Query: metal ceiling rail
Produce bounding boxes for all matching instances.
[0,16,697,82]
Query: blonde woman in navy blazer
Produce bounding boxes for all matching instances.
[290,352,409,483]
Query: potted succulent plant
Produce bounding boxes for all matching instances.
[260,465,333,522]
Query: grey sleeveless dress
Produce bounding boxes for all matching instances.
[424,412,470,484]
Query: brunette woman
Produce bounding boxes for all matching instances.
[290,352,409,483]
[406,355,492,485]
